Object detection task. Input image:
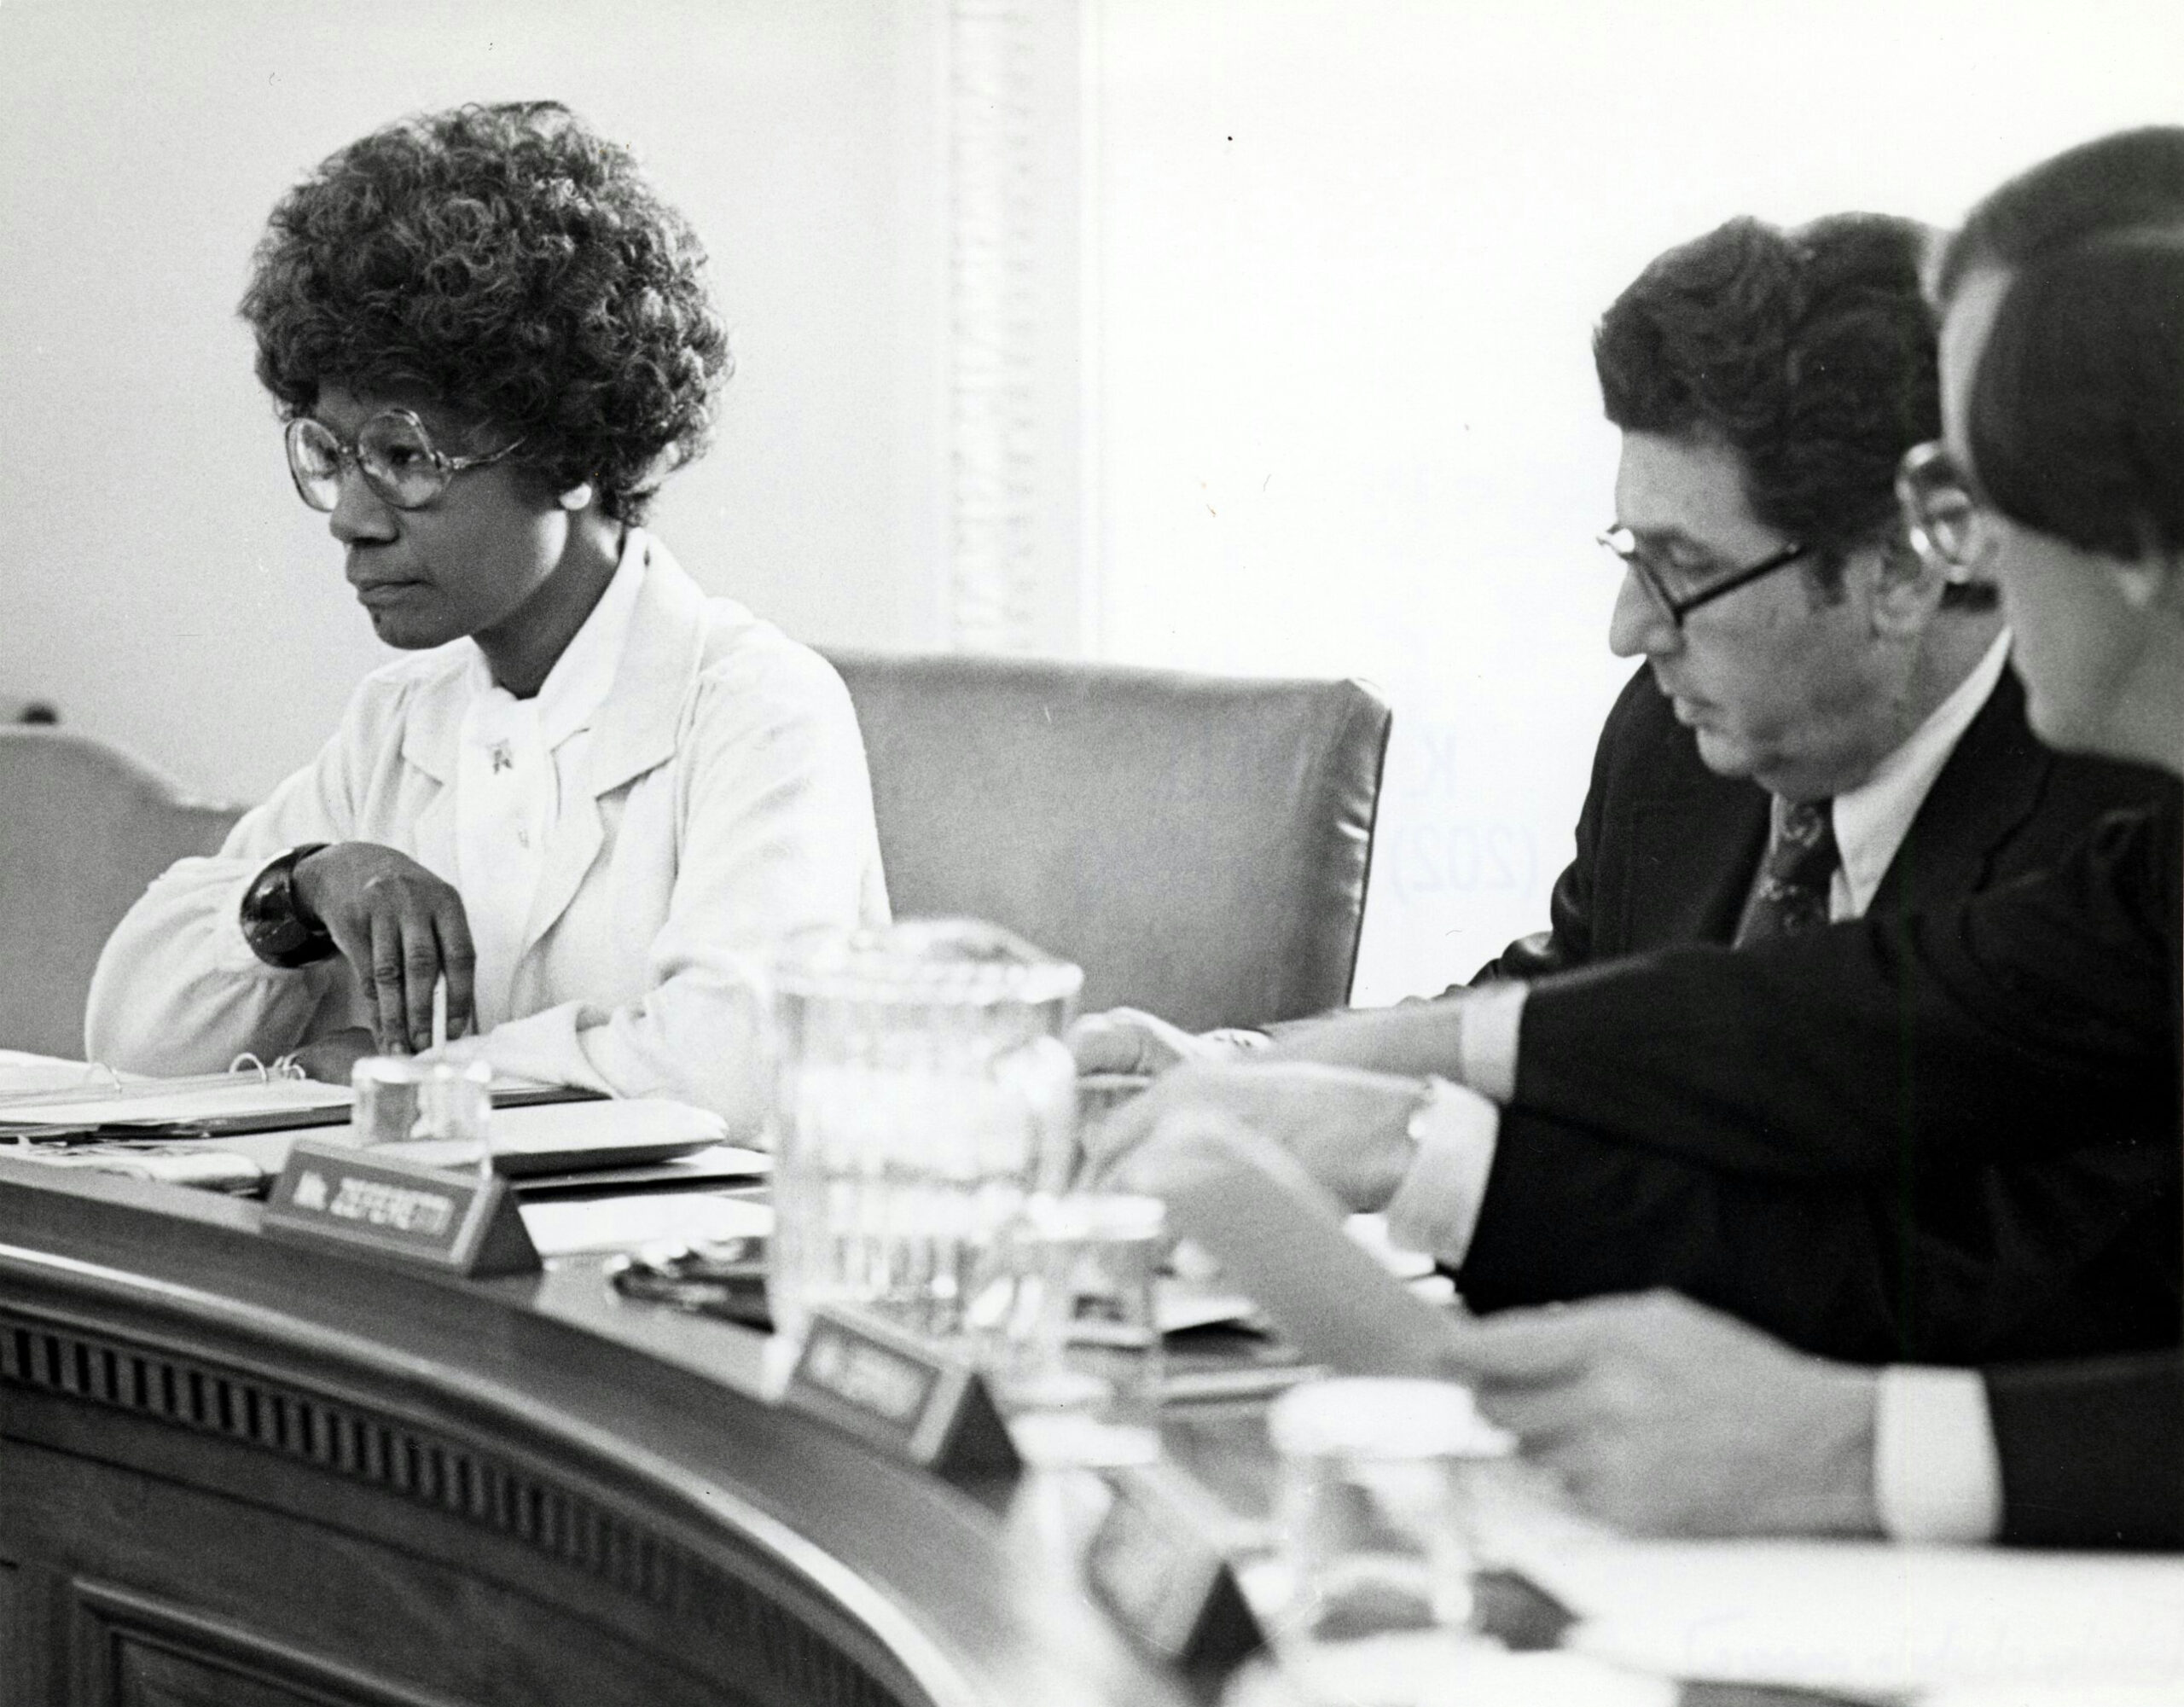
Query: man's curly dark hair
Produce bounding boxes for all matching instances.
[1595,212,1987,607]
[240,101,730,525]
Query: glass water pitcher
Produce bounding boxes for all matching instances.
[765,918,1082,1344]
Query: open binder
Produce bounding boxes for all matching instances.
[0,1055,598,1142]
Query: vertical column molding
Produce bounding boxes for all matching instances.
[940,0,1085,654]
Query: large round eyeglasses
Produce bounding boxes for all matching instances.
[1596,525,1811,628]
[284,409,525,513]
[1896,440,1996,575]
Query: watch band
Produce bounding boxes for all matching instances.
[1404,1074,1464,1155]
[239,843,336,969]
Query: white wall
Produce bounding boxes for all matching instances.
[0,0,950,803]
[7,0,2181,999]
[1085,0,2184,1002]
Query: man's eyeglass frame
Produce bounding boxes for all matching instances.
[285,409,526,514]
[1597,525,1813,629]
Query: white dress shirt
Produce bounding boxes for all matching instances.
[1874,1364,2005,1542]
[1829,631,2013,920]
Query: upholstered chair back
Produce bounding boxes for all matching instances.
[0,729,243,1058]
[824,652,1391,1032]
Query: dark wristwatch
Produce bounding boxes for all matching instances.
[239,843,336,969]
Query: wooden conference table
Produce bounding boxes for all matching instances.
[0,1151,1207,1707]
[4,1096,2182,1707]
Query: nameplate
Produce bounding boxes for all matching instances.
[1086,1465,1263,1692]
[262,1140,540,1278]
[783,1306,1020,1487]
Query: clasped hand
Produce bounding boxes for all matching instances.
[293,843,477,1058]
[1077,1056,1426,1214]
[1068,1006,1431,1212]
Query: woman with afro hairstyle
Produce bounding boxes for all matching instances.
[88,102,888,1129]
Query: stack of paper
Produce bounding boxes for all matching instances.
[0,1077,352,1133]
[518,1193,773,1257]
[1486,1513,2184,1700]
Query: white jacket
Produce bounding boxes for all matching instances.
[85,533,889,1135]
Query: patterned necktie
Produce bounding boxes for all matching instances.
[1734,797,1840,946]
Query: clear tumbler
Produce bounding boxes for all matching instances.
[994,1190,1165,1466]
[350,1054,494,1153]
[1267,1377,1507,1704]
[764,919,1081,1345]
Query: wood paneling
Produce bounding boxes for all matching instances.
[73,1579,457,1707]
[0,1558,20,1707]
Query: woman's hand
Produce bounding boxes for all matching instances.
[292,843,476,1054]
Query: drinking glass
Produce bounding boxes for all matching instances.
[765,919,1081,1345]
[994,1190,1165,1467]
[351,1055,494,1153]
[1267,1377,1506,1704]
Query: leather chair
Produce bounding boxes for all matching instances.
[824,652,1392,1031]
[0,729,243,1057]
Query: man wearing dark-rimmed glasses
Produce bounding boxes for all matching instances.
[1470,209,2141,987]
[1362,216,2171,1369]
[1077,211,2175,1380]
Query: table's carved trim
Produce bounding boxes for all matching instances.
[0,1309,903,1707]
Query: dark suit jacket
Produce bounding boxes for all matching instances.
[1988,1351,2184,1547]
[1449,665,2181,1367]
[1479,797,2184,1547]
[1472,660,2164,978]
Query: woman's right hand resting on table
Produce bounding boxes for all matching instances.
[293,843,477,1058]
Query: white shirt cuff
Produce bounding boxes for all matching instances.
[1874,1364,2004,1544]
[1457,979,1527,1102]
[1383,1077,1501,1269]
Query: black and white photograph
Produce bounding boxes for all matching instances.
[2,3,2181,1703]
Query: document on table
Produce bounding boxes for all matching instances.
[1484,1507,2184,1700]
[0,1068,598,1139]
[0,1075,354,1132]
[1156,1221,1444,1335]
[201,1101,757,1185]
[380,1097,735,1175]
[518,1193,774,1257]
[0,1051,125,1097]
